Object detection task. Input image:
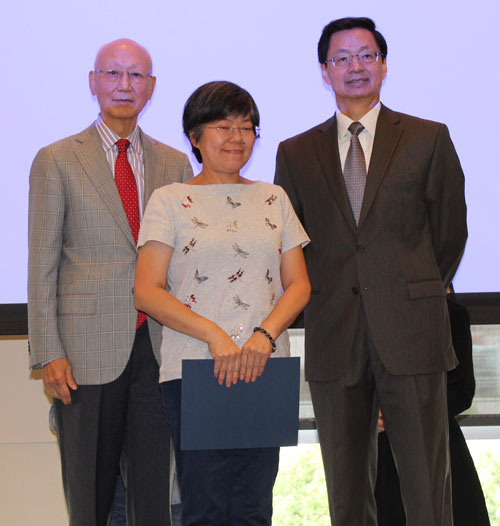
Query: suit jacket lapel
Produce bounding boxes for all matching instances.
[358,105,402,228]
[73,124,136,248]
[141,129,162,207]
[314,115,357,233]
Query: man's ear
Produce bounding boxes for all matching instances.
[89,70,97,96]
[321,64,331,86]
[381,58,388,81]
[148,75,157,100]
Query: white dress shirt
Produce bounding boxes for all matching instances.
[336,102,381,172]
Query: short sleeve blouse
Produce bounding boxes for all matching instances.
[138,181,309,382]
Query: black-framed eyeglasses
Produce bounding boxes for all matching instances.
[324,51,383,68]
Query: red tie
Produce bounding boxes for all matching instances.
[115,139,147,328]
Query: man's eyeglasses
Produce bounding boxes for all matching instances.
[324,51,383,68]
[95,69,152,84]
[204,126,260,138]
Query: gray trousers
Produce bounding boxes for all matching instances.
[309,306,452,526]
[54,323,171,526]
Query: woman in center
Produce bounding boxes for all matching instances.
[134,80,310,525]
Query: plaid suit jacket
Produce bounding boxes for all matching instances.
[28,124,193,384]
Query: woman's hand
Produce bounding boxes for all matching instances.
[207,328,242,388]
[135,241,242,388]
[236,245,310,384]
[240,331,273,383]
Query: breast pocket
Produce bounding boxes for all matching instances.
[380,173,416,188]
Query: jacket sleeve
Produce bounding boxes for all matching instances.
[28,146,66,368]
[425,124,467,287]
[274,142,304,224]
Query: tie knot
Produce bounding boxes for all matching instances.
[116,139,131,154]
[348,122,364,136]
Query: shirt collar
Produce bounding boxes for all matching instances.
[94,114,142,155]
[337,102,381,140]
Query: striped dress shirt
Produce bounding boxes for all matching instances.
[94,115,146,218]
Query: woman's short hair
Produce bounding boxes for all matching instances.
[183,81,260,163]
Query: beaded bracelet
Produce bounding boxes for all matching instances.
[253,326,276,353]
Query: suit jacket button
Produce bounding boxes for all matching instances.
[352,287,359,295]
[357,245,365,253]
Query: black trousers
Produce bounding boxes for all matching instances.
[309,305,452,526]
[54,323,171,526]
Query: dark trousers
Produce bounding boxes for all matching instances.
[54,323,171,526]
[109,473,127,526]
[309,305,452,526]
[161,380,280,526]
[376,421,490,526]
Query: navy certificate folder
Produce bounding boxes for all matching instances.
[180,357,300,450]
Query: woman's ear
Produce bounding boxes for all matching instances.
[189,130,199,149]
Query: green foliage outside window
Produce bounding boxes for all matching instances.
[475,450,500,526]
[273,443,500,525]
[273,445,329,525]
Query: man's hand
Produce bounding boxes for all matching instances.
[42,357,78,405]
[377,408,385,433]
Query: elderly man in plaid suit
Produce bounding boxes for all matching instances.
[28,38,192,526]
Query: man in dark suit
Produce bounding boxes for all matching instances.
[28,39,192,525]
[274,17,467,526]
[375,293,490,526]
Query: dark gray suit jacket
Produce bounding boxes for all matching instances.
[275,105,467,381]
[28,124,193,385]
